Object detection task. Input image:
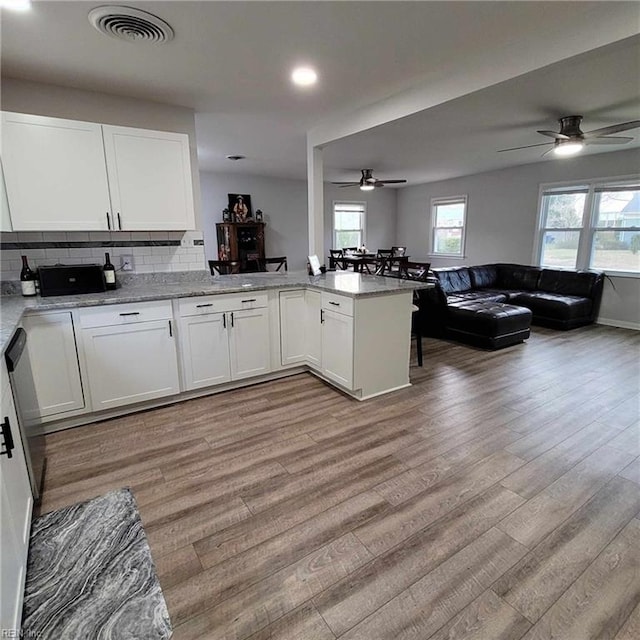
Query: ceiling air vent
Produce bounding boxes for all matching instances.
[88,5,174,44]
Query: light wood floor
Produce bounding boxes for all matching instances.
[41,325,640,640]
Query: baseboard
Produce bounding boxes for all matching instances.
[596,318,640,331]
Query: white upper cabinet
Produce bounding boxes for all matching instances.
[1,112,112,231]
[1,112,196,231]
[102,125,195,231]
[1,160,13,232]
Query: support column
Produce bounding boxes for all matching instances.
[307,141,324,259]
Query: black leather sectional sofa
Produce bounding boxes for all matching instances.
[416,264,605,349]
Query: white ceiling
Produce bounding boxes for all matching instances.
[2,1,640,184]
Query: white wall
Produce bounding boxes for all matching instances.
[1,77,202,229]
[397,148,640,327]
[200,172,309,272]
[323,184,397,256]
[200,172,399,272]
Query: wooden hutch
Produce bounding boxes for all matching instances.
[216,222,266,272]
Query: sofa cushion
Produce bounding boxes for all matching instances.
[434,267,472,294]
[469,265,498,289]
[538,269,599,298]
[511,292,593,321]
[496,264,541,291]
[448,291,507,304]
[477,288,526,301]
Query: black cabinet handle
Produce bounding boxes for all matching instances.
[223,313,226,329]
[241,299,257,303]
[1,416,14,459]
[329,301,340,306]
[230,312,234,328]
[320,309,324,324]
[168,320,173,337]
[119,312,140,316]
[106,212,111,230]
[196,303,213,308]
[117,212,122,230]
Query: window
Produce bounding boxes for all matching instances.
[536,179,639,275]
[431,196,467,257]
[333,201,365,249]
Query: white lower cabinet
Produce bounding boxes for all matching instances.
[22,311,85,421]
[79,302,180,411]
[289,289,413,399]
[178,295,271,391]
[279,290,307,366]
[0,362,32,633]
[229,308,270,380]
[305,290,322,368]
[320,307,354,388]
[180,313,231,389]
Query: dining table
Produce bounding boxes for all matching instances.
[328,252,410,274]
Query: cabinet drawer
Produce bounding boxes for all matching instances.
[178,293,268,317]
[78,300,173,328]
[321,292,354,317]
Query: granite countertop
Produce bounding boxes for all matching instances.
[0,271,431,355]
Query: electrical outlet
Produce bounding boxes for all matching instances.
[121,255,135,271]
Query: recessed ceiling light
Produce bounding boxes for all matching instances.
[1,0,32,11]
[291,67,318,87]
[226,154,246,161]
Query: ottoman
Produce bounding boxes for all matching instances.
[446,301,532,349]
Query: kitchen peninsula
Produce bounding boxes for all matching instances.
[1,271,430,433]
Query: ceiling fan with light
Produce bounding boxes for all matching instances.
[498,115,640,157]
[331,169,407,190]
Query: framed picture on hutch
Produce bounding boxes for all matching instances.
[228,193,252,222]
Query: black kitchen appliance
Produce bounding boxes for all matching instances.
[5,328,45,502]
[38,264,107,297]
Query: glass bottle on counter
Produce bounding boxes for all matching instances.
[103,252,116,290]
[20,255,37,297]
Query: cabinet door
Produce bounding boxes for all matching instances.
[321,309,354,389]
[305,290,322,368]
[1,112,112,231]
[0,368,33,633]
[102,125,195,231]
[279,290,307,366]
[22,312,85,420]
[0,160,12,232]
[179,313,231,390]
[82,320,180,410]
[228,308,270,380]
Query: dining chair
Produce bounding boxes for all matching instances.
[391,246,407,257]
[208,260,241,275]
[374,249,393,275]
[329,249,346,270]
[398,261,431,281]
[260,256,288,272]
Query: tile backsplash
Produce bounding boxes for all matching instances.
[0,230,206,281]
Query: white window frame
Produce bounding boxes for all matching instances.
[534,175,640,278]
[332,200,366,250]
[429,195,468,258]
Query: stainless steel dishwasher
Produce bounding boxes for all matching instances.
[5,328,45,502]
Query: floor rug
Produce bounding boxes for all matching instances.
[22,488,171,639]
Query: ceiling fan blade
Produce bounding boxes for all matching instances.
[585,137,633,145]
[583,120,640,138]
[378,179,407,184]
[537,130,570,140]
[331,181,359,186]
[498,142,554,152]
